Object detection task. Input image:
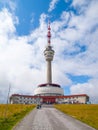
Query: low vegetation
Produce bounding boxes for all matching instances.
[54,104,98,130]
[0,104,36,130]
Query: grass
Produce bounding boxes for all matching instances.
[54,104,98,130]
[0,104,36,130]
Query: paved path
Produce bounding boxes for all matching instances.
[13,105,96,130]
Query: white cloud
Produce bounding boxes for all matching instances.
[71,0,91,14]
[70,79,98,103]
[39,13,47,30]
[0,8,18,36]
[30,13,35,24]
[48,0,59,12]
[0,0,17,11]
[52,63,72,86]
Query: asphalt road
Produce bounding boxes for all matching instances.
[13,105,96,130]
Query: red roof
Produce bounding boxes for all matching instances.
[38,83,61,87]
[11,94,89,98]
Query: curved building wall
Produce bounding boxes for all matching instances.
[34,85,64,96]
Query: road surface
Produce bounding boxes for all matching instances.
[13,105,96,130]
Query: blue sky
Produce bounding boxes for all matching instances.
[15,0,50,35]
[0,0,98,103]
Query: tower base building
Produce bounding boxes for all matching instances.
[10,94,89,104]
[34,83,64,96]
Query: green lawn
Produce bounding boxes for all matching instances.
[0,104,36,130]
[54,104,98,130]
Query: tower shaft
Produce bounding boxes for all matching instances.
[47,60,52,83]
[44,45,54,83]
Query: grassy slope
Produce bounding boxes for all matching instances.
[0,104,36,130]
[54,104,98,130]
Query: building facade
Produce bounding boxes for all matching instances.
[10,94,89,104]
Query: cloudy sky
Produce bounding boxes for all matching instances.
[0,0,98,103]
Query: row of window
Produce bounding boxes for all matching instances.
[14,96,85,101]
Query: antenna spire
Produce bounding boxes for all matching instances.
[47,21,51,45]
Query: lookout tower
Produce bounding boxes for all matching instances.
[44,22,54,83]
[34,22,64,97]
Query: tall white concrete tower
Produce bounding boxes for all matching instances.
[44,22,54,83]
[34,22,64,96]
